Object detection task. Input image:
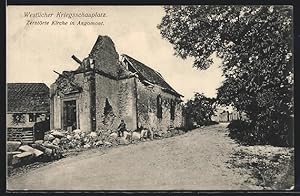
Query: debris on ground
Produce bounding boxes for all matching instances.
[7,141,22,152]
[7,127,187,177]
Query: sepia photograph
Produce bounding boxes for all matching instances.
[6,5,294,191]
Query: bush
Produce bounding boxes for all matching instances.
[228,120,254,145]
[184,92,217,130]
[228,120,250,130]
[228,119,292,147]
[184,120,219,131]
[174,126,189,133]
[203,121,219,126]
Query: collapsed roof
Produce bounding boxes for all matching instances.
[67,35,183,97]
[121,54,183,97]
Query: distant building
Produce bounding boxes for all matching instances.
[50,35,184,133]
[7,83,50,143]
[211,105,247,122]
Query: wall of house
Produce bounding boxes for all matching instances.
[50,70,183,133]
[211,108,248,122]
[229,112,240,121]
[7,113,48,125]
[77,72,93,132]
[50,72,92,132]
[218,111,229,122]
[51,91,62,129]
[50,71,138,132]
[89,36,120,78]
[94,73,119,131]
[6,113,30,125]
[117,77,137,131]
[135,78,184,133]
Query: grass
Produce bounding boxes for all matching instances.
[228,146,294,190]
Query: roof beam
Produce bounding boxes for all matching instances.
[71,55,82,64]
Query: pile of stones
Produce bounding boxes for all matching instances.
[7,140,63,167]
[7,127,184,168]
[56,128,155,150]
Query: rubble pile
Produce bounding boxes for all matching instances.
[7,127,186,170]
[60,128,184,149]
[43,129,154,151]
[42,129,111,151]
[7,140,63,167]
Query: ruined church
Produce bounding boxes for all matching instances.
[50,35,184,133]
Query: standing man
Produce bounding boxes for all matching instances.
[117,119,126,137]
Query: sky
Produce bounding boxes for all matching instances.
[7,6,225,101]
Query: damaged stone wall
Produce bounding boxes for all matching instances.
[95,73,119,131]
[89,36,120,78]
[51,70,137,133]
[50,35,184,133]
[51,70,183,133]
[50,71,92,132]
[76,72,93,132]
[117,77,137,131]
[136,78,184,133]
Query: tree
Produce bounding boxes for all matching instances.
[158,6,293,146]
[184,92,216,128]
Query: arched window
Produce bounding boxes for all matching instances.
[157,95,162,119]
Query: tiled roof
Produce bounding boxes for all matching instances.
[122,54,182,97]
[7,83,50,113]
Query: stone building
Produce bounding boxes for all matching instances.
[7,83,50,142]
[50,35,184,133]
[7,83,50,125]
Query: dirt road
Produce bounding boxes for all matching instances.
[7,124,257,190]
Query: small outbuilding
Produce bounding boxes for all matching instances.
[7,83,50,143]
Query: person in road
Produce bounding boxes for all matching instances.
[117,119,127,137]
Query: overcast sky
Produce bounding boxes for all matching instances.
[7,6,224,101]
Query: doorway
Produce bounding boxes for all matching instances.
[63,100,77,131]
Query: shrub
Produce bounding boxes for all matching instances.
[184,92,217,130]
[203,121,219,126]
[228,120,254,145]
[228,119,292,147]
